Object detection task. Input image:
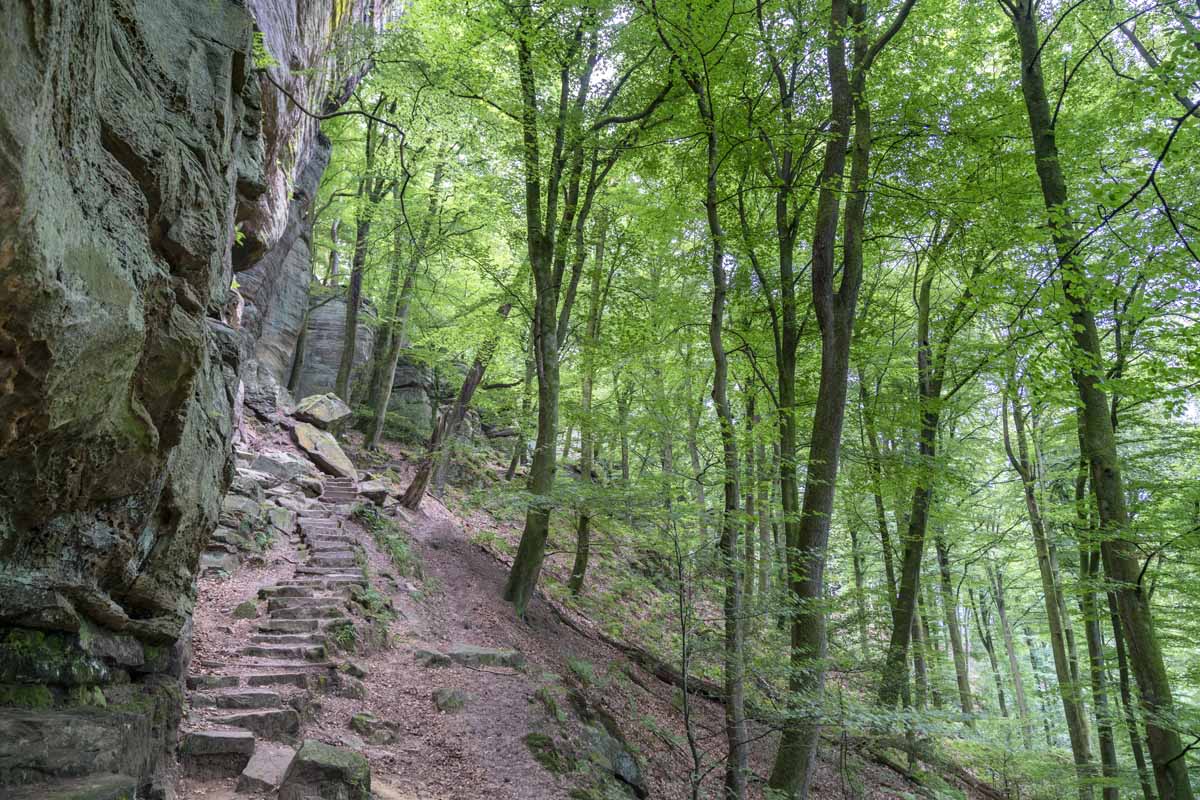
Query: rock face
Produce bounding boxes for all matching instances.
[294,288,377,401]
[0,0,383,795]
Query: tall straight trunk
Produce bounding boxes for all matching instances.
[743,395,757,602]
[1025,626,1057,748]
[860,380,897,603]
[768,0,889,790]
[569,217,609,594]
[326,218,341,285]
[561,426,573,461]
[878,299,942,708]
[617,378,631,485]
[1077,447,1120,800]
[876,221,979,710]
[916,592,936,710]
[335,181,370,404]
[366,271,413,449]
[1109,591,1158,800]
[506,332,535,481]
[1004,387,1095,798]
[676,66,748,798]
[1007,5,1192,797]
[368,164,444,449]
[935,535,974,726]
[686,381,708,541]
[336,108,386,404]
[989,563,1034,748]
[911,609,931,710]
[849,527,869,659]
[502,226,560,615]
[402,304,512,507]
[970,588,1009,720]
[757,436,771,597]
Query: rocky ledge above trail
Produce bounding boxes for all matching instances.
[0,1,386,797]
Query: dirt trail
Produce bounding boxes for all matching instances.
[177,424,972,799]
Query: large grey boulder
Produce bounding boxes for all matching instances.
[294,393,352,430]
[293,423,358,481]
[279,739,370,800]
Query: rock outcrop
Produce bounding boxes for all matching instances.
[293,288,377,401]
[0,0,386,795]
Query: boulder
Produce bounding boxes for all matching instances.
[267,506,297,535]
[250,451,317,483]
[278,739,371,800]
[433,688,466,713]
[357,480,391,505]
[294,393,352,430]
[233,601,258,620]
[446,644,525,670]
[296,476,325,498]
[348,712,399,745]
[237,741,296,794]
[585,724,647,798]
[293,423,358,481]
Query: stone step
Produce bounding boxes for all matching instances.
[245,671,313,689]
[258,618,319,633]
[299,521,341,533]
[251,632,326,646]
[187,674,241,690]
[278,577,366,589]
[212,708,301,742]
[241,644,327,661]
[237,741,296,793]
[307,541,356,553]
[304,533,354,543]
[258,585,316,599]
[7,773,139,800]
[179,729,256,776]
[309,555,356,568]
[267,597,343,613]
[191,688,282,710]
[294,566,365,576]
[270,605,346,620]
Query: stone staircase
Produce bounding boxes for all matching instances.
[179,488,368,795]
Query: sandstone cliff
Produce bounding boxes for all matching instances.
[0,1,383,794]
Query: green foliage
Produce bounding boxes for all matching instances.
[353,504,421,578]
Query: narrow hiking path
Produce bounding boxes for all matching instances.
[174,419,987,799]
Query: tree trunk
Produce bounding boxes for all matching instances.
[569,216,609,595]
[1004,387,1095,799]
[969,588,1008,720]
[335,183,369,404]
[743,395,758,603]
[989,563,1034,748]
[366,270,412,450]
[1109,591,1158,800]
[402,304,512,508]
[769,0,869,790]
[326,218,340,285]
[1007,5,1192,796]
[935,535,974,726]
[849,527,869,660]
[506,332,535,482]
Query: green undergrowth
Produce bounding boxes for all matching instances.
[353,503,422,579]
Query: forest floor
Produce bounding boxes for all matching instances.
[180,421,997,799]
